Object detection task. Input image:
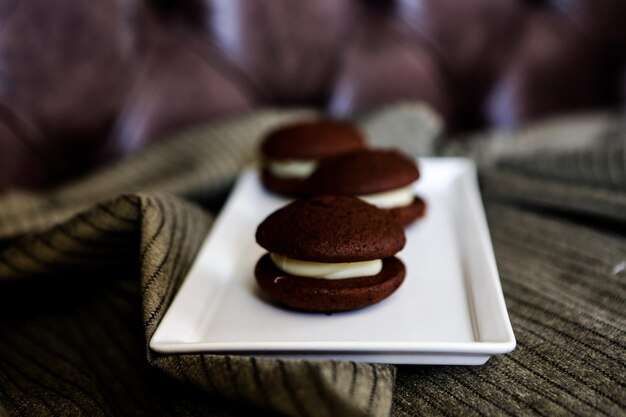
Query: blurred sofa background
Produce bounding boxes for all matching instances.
[1,0,625,191]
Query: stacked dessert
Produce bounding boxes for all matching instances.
[302,149,426,227]
[255,196,406,312]
[260,120,364,196]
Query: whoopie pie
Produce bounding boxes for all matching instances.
[255,195,406,312]
[302,149,426,227]
[260,120,365,196]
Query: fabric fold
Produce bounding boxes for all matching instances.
[443,113,626,223]
[0,190,397,417]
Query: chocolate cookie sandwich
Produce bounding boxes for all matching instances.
[255,195,406,312]
[260,119,365,196]
[302,149,426,227]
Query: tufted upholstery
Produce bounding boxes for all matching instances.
[1,0,625,191]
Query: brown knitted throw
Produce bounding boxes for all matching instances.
[0,106,623,417]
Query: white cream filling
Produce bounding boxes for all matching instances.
[266,159,317,179]
[270,253,382,280]
[358,186,414,209]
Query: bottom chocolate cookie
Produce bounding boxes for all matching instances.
[255,253,405,312]
[260,169,304,197]
[389,196,426,227]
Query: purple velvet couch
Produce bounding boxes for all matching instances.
[1,0,625,191]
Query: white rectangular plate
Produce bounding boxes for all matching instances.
[151,158,516,365]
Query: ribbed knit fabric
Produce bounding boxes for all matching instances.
[0,105,624,416]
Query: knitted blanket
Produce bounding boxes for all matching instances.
[0,105,623,417]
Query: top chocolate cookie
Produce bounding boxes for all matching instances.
[302,148,420,195]
[256,195,405,263]
[261,120,365,160]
